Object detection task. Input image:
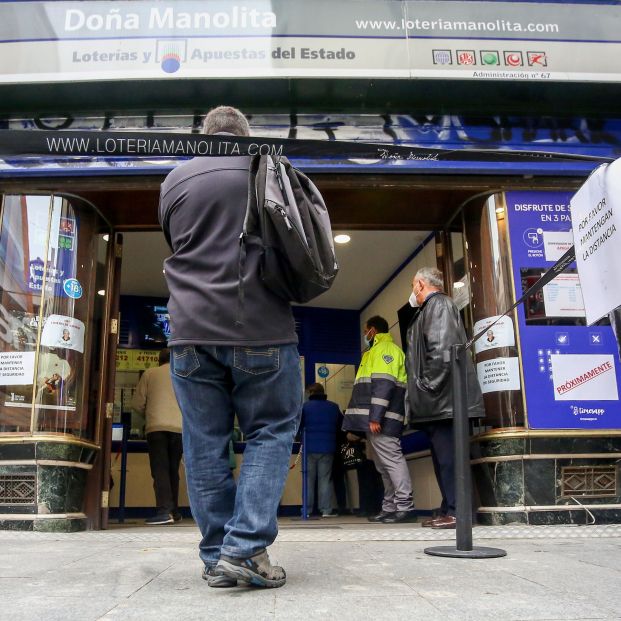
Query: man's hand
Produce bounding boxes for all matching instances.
[369,421,382,434]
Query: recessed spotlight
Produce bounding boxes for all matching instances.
[495,207,505,214]
[334,234,351,244]
[97,289,106,296]
[102,234,109,242]
[453,281,465,289]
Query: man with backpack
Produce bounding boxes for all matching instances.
[159,106,306,589]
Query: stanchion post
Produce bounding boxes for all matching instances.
[453,343,473,551]
[425,344,506,559]
[301,428,308,521]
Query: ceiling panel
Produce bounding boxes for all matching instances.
[120,230,431,310]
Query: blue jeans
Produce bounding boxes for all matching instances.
[170,344,302,567]
[306,453,334,514]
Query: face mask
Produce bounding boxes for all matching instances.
[364,330,374,347]
[409,285,421,308]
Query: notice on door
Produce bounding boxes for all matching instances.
[40,314,85,353]
[476,357,521,394]
[0,351,35,385]
[473,315,515,354]
[551,354,619,401]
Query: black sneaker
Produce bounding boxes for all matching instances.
[202,566,237,588]
[214,550,286,588]
[367,510,394,523]
[382,509,418,524]
[172,511,183,523]
[145,513,174,525]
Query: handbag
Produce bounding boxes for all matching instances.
[340,441,364,469]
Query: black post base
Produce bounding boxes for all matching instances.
[424,545,507,559]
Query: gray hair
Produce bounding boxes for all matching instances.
[415,266,444,290]
[202,106,250,136]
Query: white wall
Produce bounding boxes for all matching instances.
[360,237,437,347]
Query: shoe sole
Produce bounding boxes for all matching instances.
[215,559,286,589]
[202,570,237,588]
[145,520,174,525]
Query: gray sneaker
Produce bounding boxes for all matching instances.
[214,549,286,588]
[202,566,237,588]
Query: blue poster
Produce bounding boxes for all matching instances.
[505,190,621,430]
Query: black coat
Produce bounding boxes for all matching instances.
[406,292,484,425]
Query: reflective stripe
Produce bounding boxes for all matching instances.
[371,373,397,383]
[354,377,372,385]
[371,397,390,407]
[395,381,407,389]
[384,411,405,422]
[345,408,369,416]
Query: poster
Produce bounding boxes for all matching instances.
[541,273,585,318]
[40,314,85,353]
[570,158,621,325]
[114,349,160,371]
[551,354,618,403]
[505,190,621,429]
[476,357,521,394]
[473,315,515,353]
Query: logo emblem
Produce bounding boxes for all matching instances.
[504,51,523,67]
[317,365,330,378]
[480,51,500,66]
[432,49,452,65]
[156,39,188,74]
[527,51,547,67]
[63,278,82,299]
[382,354,394,365]
[457,50,476,65]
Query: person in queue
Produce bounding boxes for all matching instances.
[405,267,484,529]
[159,106,303,588]
[343,315,416,524]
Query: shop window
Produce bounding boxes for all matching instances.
[0,194,109,440]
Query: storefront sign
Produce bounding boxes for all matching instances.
[505,190,621,429]
[473,315,515,354]
[41,314,85,353]
[0,351,35,385]
[0,1,620,83]
[570,158,621,325]
[476,357,520,394]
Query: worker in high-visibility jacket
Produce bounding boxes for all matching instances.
[343,315,415,524]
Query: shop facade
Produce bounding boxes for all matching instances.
[0,0,620,530]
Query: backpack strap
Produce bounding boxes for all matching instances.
[236,154,263,326]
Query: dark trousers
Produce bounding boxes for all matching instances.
[422,421,456,517]
[357,459,384,516]
[332,452,347,512]
[146,431,183,515]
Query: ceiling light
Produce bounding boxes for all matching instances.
[495,207,505,214]
[102,234,109,242]
[97,289,106,296]
[334,234,351,244]
[453,281,465,289]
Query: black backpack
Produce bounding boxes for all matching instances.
[237,155,339,319]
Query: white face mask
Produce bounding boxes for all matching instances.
[409,283,422,307]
